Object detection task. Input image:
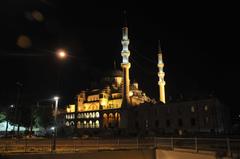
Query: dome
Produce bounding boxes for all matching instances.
[105,70,123,77]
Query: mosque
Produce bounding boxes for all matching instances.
[64,24,230,136]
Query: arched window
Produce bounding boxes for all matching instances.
[96,112,100,118]
[89,120,93,128]
[204,105,208,111]
[83,120,87,128]
[96,120,100,128]
[109,113,114,122]
[89,112,93,118]
[103,113,108,128]
[115,112,120,127]
[77,121,81,128]
[65,121,69,126]
[70,121,74,126]
[191,106,195,112]
[109,113,114,128]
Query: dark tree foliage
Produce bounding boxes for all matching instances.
[36,104,54,129]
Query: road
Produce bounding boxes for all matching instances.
[0,137,239,154]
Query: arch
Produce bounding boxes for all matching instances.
[70,121,74,126]
[77,121,81,128]
[65,121,70,126]
[103,113,108,128]
[96,120,100,128]
[108,113,114,128]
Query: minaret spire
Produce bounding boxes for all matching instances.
[123,10,127,27]
[121,10,131,107]
[157,40,166,103]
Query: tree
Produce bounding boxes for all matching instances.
[36,104,54,130]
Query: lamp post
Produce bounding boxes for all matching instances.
[52,96,59,152]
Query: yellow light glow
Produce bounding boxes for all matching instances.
[66,104,75,113]
[129,91,133,97]
[57,50,67,59]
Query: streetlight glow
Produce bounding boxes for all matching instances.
[53,96,59,101]
[57,50,67,59]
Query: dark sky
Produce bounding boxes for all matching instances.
[0,1,238,115]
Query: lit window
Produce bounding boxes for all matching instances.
[66,121,69,126]
[96,112,100,118]
[70,121,74,126]
[204,105,208,111]
[145,120,148,128]
[96,120,100,128]
[77,121,81,128]
[89,120,93,128]
[92,112,95,118]
[191,106,195,112]
[86,113,89,118]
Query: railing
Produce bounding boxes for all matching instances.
[0,137,240,157]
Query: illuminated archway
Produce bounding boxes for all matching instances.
[103,113,108,128]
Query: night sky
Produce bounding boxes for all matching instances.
[0,1,238,117]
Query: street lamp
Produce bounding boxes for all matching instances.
[52,96,59,152]
[56,49,67,59]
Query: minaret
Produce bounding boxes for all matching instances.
[158,41,166,103]
[121,14,131,106]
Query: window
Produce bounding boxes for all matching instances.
[204,105,208,111]
[191,106,195,112]
[155,120,159,128]
[178,118,183,127]
[190,118,196,126]
[66,121,70,126]
[96,112,100,118]
[89,120,93,128]
[77,121,81,128]
[70,121,74,126]
[96,120,100,128]
[166,119,170,127]
[135,121,139,129]
[145,120,149,128]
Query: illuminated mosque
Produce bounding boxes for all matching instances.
[64,24,230,136]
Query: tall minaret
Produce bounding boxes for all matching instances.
[121,14,131,106]
[158,41,166,103]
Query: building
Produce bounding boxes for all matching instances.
[64,23,230,136]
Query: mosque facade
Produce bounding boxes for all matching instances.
[64,24,230,136]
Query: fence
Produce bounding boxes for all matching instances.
[0,137,240,157]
